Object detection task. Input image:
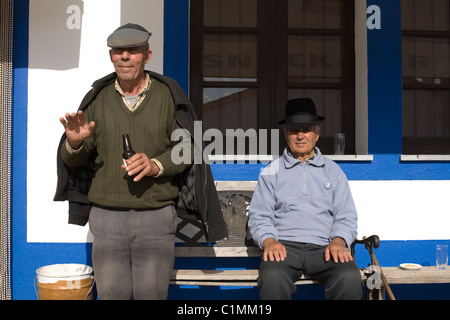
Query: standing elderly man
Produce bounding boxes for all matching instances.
[54,23,227,299]
[248,98,362,300]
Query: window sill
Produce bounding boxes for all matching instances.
[208,155,274,162]
[400,155,450,162]
[208,155,374,162]
[325,155,373,162]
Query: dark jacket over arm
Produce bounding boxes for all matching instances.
[54,71,228,242]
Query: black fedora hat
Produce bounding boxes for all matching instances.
[277,98,325,128]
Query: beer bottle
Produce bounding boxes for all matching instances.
[122,134,136,167]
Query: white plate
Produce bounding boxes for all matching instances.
[399,263,422,270]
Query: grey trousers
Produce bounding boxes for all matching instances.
[89,205,176,300]
[258,240,363,300]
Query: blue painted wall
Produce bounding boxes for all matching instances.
[10,0,450,300]
[367,0,403,154]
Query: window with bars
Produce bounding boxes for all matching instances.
[402,0,450,154]
[190,0,355,155]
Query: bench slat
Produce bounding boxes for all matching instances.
[172,280,260,286]
[172,269,258,281]
[382,266,450,284]
[175,246,262,257]
[170,269,365,286]
[171,267,450,287]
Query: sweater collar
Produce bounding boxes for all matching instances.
[283,147,325,169]
[89,70,191,108]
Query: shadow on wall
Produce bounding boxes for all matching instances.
[29,0,84,70]
[28,0,162,71]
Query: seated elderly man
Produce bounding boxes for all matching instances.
[248,98,362,300]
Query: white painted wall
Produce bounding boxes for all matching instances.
[352,180,450,241]
[27,0,164,243]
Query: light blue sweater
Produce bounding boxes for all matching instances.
[248,147,358,249]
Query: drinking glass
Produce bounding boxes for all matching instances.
[334,133,345,155]
[436,244,448,269]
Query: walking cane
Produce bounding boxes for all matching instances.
[352,235,396,300]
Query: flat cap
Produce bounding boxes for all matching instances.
[107,23,151,48]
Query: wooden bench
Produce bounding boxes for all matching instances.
[172,242,371,287]
[171,181,450,300]
[382,267,450,285]
[171,181,387,299]
[171,235,390,299]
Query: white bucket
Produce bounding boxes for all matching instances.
[35,264,94,300]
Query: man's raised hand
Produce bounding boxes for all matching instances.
[59,110,95,149]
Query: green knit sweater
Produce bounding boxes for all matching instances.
[61,78,192,209]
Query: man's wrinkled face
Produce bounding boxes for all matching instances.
[284,126,320,161]
[109,45,151,83]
